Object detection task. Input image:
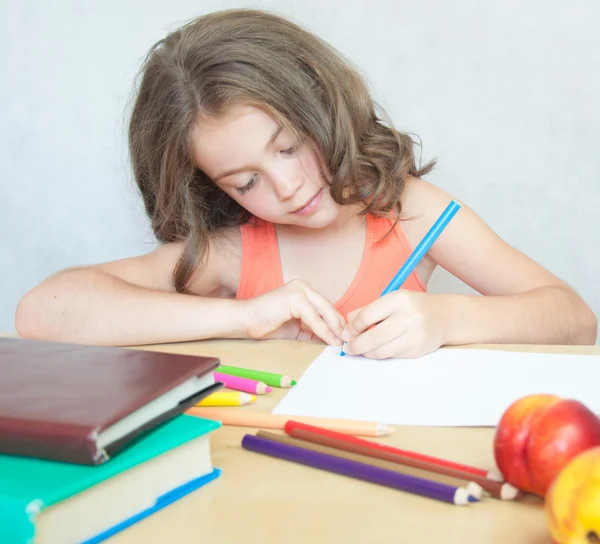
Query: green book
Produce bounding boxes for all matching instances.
[0,415,221,544]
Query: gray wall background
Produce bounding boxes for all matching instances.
[1,0,599,341]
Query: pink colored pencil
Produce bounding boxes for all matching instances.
[214,372,272,395]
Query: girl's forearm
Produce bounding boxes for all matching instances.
[15,268,248,346]
[437,286,597,346]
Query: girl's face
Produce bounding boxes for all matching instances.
[191,105,342,229]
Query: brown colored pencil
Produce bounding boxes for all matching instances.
[288,427,520,500]
[257,431,485,499]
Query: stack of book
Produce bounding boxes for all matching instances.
[0,337,223,543]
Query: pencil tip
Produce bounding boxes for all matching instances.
[465,482,483,500]
[500,482,521,500]
[291,380,297,386]
[377,424,394,436]
[486,469,504,482]
[340,350,346,356]
[468,495,480,503]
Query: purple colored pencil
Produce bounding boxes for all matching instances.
[242,434,477,506]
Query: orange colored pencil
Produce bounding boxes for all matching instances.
[185,407,394,437]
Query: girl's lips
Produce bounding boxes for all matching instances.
[293,189,323,216]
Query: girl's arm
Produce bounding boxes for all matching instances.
[15,239,344,347]
[343,178,596,358]
[14,242,247,346]
[402,178,597,346]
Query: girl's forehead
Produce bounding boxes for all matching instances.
[190,105,282,174]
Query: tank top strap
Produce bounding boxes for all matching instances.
[371,214,427,292]
[334,214,426,318]
[236,217,284,300]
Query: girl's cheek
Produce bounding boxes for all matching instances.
[246,191,274,212]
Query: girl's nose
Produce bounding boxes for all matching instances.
[271,170,303,201]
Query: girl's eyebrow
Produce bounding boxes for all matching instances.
[213,125,283,181]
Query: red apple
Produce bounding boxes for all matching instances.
[494,394,600,497]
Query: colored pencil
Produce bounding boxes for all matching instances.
[285,420,505,484]
[341,199,461,355]
[257,431,484,500]
[214,372,272,395]
[285,422,519,500]
[196,391,256,407]
[217,365,296,388]
[185,407,394,437]
[242,434,478,505]
[382,200,461,295]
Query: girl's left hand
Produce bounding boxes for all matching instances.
[341,291,448,359]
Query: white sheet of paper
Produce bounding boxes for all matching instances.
[272,347,600,426]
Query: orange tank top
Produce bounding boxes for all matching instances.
[236,214,426,319]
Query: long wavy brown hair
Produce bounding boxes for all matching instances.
[128,8,435,292]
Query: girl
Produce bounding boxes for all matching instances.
[15,9,597,358]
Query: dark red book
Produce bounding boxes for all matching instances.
[0,337,221,465]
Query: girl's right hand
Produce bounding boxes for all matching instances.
[241,280,345,346]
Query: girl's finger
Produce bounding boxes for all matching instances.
[346,312,411,356]
[361,333,415,359]
[362,328,433,360]
[294,299,342,346]
[304,289,346,339]
[346,293,400,335]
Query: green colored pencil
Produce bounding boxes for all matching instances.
[217,365,296,388]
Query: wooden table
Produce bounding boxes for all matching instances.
[102,340,599,543]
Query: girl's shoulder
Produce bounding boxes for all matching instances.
[186,226,243,297]
[397,175,456,248]
[391,176,456,285]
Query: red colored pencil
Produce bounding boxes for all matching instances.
[284,420,502,481]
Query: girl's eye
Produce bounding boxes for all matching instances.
[281,143,299,156]
[236,174,258,195]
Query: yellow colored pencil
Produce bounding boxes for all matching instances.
[197,391,256,407]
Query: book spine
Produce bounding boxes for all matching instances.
[0,418,104,465]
